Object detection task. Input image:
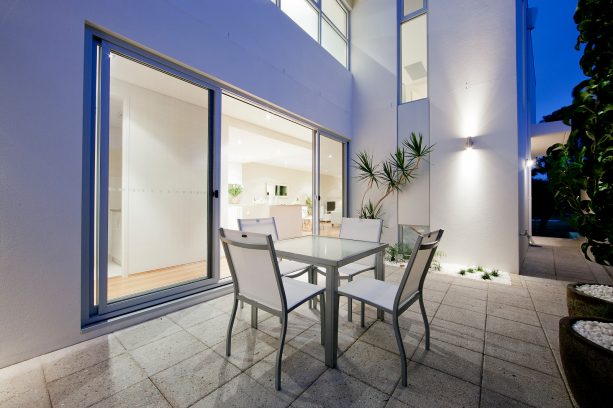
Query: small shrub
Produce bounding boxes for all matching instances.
[459,269,466,276]
[481,272,492,280]
[491,269,500,277]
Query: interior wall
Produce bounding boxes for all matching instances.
[428,0,520,273]
[115,80,208,275]
[241,163,312,206]
[350,0,398,243]
[0,0,352,368]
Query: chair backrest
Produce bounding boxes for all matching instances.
[219,228,286,312]
[395,229,444,308]
[238,217,279,241]
[339,217,383,266]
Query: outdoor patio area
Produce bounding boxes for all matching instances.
[1,266,577,408]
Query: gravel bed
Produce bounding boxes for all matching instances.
[576,284,613,302]
[573,320,613,351]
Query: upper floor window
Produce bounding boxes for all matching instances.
[400,0,427,103]
[274,0,349,68]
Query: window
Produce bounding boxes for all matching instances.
[400,1,428,103]
[276,0,349,68]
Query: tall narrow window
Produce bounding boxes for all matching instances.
[319,135,344,237]
[403,0,424,16]
[400,13,428,103]
[281,0,319,41]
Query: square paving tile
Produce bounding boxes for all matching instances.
[359,321,422,358]
[89,379,171,408]
[487,292,533,311]
[257,312,317,342]
[486,315,548,347]
[479,389,534,408]
[113,316,182,350]
[41,334,126,383]
[212,328,278,370]
[129,330,206,375]
[0,358,50,408]
[486,302,540,327]
[411,337,483,385]
[47,354,146,408]
[435,304,486,330]
[185,312,250,348]
[446,285,488,301]
[337,340,402,394]
[392,361,480,408]
[482,356,572,408]
[166,302,226,329]
[191,373,290,407]
[484,332,558,377]
[429,317,484,353]
[537,312,563,332]
[291,368,389,408]
[246,344,326,398]
[151,348,241,408]
[442,293,487,314]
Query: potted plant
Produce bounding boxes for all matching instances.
[567,283,613,319]
[228,184,243,204]
[559,316,613,408]
[544,0,612,266]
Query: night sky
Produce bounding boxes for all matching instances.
[530,0,586,121]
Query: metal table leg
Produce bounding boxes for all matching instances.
[376,251,385,321]
[324,265,339,368]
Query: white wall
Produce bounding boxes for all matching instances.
[428,0,521,273]
[115,80,208,274]
[0,0,351,368]
[242,163,312,206]
[350,0,399,243]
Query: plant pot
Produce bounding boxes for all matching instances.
[559,316,613,408]
[567,283,613,319]
[229,196,240,204]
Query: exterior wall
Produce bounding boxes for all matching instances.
[0,0,351,368]
[349,0,399,244]
[428,0,522,273]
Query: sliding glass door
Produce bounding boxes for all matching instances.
[83,32,347,324]
[86,38,219,318]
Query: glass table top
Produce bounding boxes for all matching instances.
[274,235,387,267]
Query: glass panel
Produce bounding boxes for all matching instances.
[220,95,313,279]
[322,19,347,66]
[322,0,347,36]
[401,14,428,103]
[404,0,424,16]
[275,236,383,263]
[320,136,343,237]
[281,0,319,41]
[106,53,210,302]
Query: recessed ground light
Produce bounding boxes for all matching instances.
[328,154,333,158]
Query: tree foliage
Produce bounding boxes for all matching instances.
[545,0,613,265]
[353,132,433,220]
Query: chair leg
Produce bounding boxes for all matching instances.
[251,304,258,329]
[347,276,353,322]
[360,301,365,328]
[319,293,326,345]
[308,267,314,309]
[393,314,408,387]
[226,297,238,356]
[275,315,288,391]
[419,293,430,350]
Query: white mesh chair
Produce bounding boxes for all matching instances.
[337,229,444,387]
[220,228,325,391]
[238,217,312,278]
[316,217,383,321]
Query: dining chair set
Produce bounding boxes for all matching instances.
[220,216,444,390]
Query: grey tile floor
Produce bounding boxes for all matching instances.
[0,266,580,408]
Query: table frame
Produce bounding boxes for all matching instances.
[275,236,387,368]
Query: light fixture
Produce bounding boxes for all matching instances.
[328,154,333,159]
[265,113,272,121]
[526,159,535,168]
[465,137,474,150]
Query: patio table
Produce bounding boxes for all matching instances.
[274,235,388,368]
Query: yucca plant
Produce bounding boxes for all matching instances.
[353,132,433,220]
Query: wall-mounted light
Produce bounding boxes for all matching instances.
[526,159,535,168]
[465,137,474,150]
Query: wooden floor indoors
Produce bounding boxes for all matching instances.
[108,226,340,300]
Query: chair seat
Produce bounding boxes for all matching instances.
[317,262,373,278]
[278,259,311,276]
[337,277,402,312]
[282,277,325,310]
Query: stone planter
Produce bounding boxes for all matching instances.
[567,283,613,319]
[559,316,613,408]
